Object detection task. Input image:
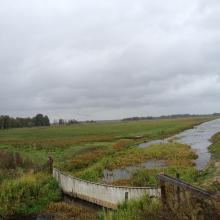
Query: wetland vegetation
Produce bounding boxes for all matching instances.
[0,116,219,219]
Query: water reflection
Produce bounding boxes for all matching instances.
[103,160,166,183]
[173,119,220,170]
[138,119,220,170]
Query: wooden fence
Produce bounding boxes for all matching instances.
[157,173,220,219]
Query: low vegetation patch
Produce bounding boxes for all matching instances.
[105,141,197,171]
[98,195,163,220]
[131,166,199,186]
[199,132,220,189]
[68,147,110,170]
[41,202,98,220]
[0,173,60,219]
[209,132,220,161]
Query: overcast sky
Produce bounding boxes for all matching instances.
[0,0,220,120]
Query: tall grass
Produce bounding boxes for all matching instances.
[98,195,162,220]
[0,172,60,218]
[199,132,220,188]
[43,202,98,220]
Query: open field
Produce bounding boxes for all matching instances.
[0,116,217,219]
[0,117,212,180]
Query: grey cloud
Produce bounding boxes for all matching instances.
[0,0,220,120]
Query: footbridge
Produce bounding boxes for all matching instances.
[53,168,160,209]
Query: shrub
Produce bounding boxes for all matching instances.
[0,172,60,218]
[98,195,162,220]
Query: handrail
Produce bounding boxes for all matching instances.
[157,174,213,198]
[54,168,159,189]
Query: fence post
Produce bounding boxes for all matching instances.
[48,156,53,174]
[176,173,180,206]
[125,192,129,202]
[160,179,167,209]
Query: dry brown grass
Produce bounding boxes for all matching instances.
[109,179,131,186]
[112,140,131,150]
[70,148,109,170]
[0,135,114,149]
[41,202,98,220]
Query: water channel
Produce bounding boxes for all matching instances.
[103,119,220,183]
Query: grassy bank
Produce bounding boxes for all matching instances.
[198,132,220,189]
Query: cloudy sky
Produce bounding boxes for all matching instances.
[0,0,220,120]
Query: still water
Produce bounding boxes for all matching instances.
[102,160,166,183]
[103,119,220,183]
[138,119,220,170]
[173,118,220,170]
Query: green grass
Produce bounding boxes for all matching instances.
[98,195,162,220]
[0,117,213,182]
[0,117,211,142]
[0,116,217,219]
[72,140,198,182]
[209,132,220,161]
[198,132,220,188]
[0,116,216,219]
[0,172,60,218]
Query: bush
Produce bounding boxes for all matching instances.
[98,195,162,220]
[130,167,199,187]
[0,172,60,218]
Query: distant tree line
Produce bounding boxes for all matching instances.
[122,113,220,121]
[53,119,79,125]
[0,114,50,129]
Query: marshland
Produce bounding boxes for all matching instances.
[1,116,220,219]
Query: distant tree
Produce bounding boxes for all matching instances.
[0,116,4,129]
[68,119,78,124]
[33,114,44,126]
[0,114,50,130]
[59,119,65,125]
[43,115,50,126]
[33,114,50,126]
[0,116,10,129]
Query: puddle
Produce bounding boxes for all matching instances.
[103,160,166,183]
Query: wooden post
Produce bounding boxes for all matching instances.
[160,179,167,209]
[176,173,180,206]
[48,156,53,174]
[125,192,129,202]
